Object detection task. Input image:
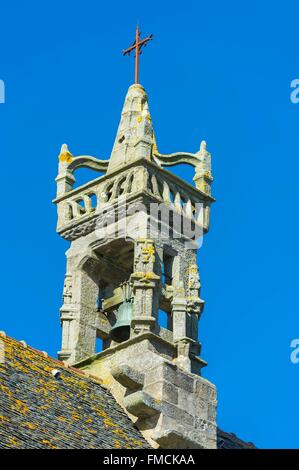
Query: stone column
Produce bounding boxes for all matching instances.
[171,283,192,372]
[193,140,213,196]
[55,145,76,197]
[186,262,204,358]
[130,239,160,335]
[55,146,76,230]
[58,273,77,362]
[58,251,101,364]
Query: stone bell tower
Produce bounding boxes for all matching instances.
[53,83,217,449]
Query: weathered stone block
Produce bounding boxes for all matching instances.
[194,377,217,404]
[124,391,160,418]
[143,380,178,405]
[153,415,204,449]
[178,387,205,417]
[145,361,194,393]
[111,363,144,390]
[159,401,194,427]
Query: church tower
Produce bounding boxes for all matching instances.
[53,49,216,447]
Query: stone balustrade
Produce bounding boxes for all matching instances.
[53,160,213,239]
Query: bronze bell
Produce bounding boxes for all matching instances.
[110,300,133,342]
[110,282,133,342]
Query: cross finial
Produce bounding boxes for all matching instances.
[123,25,153,84]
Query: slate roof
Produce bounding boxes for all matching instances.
[217,429,256,449]
[0,333,254,449]
[0,334,149,449]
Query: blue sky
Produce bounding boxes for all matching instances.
[0,0,298,449]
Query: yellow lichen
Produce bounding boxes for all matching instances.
[59,153,73,164]
[13,399,30,415]
[9,437,20,447]
[41,439,57,449]
[0,414,9,423]
[103,417,118,428]
[132,438,145,447]
[88,428,97,434]
[112,428,130,440]
[58,416,67,422]
[24,422,38,430]
[0,383,13,400]
[71,412,81,421]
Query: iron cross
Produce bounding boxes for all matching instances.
[123,25,153,84]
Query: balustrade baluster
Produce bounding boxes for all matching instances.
[185,199,193,218]
[163,181,171,203]
[174,192,182,213]
[83,194,92,212]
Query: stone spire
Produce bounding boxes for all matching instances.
[107,84,155,174]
